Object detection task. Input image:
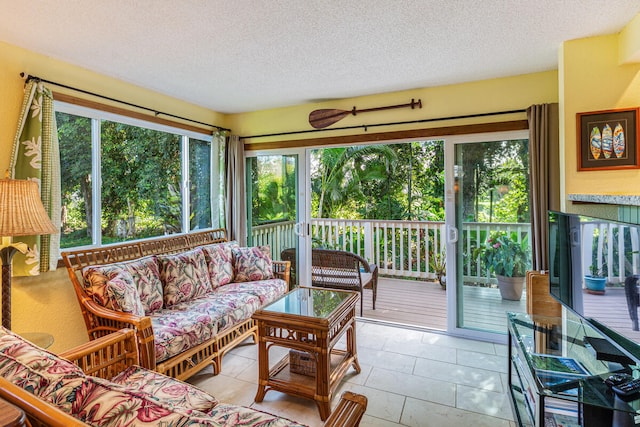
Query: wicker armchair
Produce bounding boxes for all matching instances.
[282,248,377,315]
[625,275,640,331]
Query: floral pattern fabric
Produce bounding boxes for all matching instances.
[112,365,218,413]
[0,328,83,397]
[158,248,213,307]
[150,292,262,362]
[82,264,145,316]
[43,375,197,426]
[0,327,307,427]
[201,242,238,288]
[192,403,306,427]
[232,246,274,282]
[10,80,61,277]
[218,279,287,305]
[82,246,290,382]
[123,255,164,314]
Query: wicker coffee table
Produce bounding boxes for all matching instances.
[253,287,360,420]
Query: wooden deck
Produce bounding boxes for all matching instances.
[360,276,527,334]
[361,277,449,330]
[361,277,640,342]
[583,287,640,343]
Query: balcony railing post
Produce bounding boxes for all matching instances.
[364,221,373,264]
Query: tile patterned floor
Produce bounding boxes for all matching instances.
[187,320,517,427]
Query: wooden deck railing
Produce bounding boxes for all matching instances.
[251,219,531,283]
[250,217,639,289]
[578,220,640,284]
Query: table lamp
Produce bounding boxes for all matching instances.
[0,174,57,329]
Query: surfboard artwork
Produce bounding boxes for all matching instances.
[601,124,613,159]
[613,123,625,158]
[590,126,602,160]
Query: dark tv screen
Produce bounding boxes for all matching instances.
[548,211,640,359]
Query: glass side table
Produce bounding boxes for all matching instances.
[253,287,360,420]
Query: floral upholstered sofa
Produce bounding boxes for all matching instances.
[62,229,291,380]
[0,327,368,427]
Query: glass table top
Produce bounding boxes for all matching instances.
[262,287,352,318]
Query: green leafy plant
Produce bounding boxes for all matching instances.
[430,249,446,289]
[475,231,530,277]
[588,264,606,278]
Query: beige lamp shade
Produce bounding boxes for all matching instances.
[0,178,57,237]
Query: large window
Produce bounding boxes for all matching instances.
[56,103,222,249]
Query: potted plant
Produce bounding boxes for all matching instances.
[430,248,446,290]
[476,231,531,301]
[584,264,607,294]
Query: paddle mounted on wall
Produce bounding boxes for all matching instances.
[308,98,423,129]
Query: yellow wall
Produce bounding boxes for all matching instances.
[233,71,558,145]
[0,41,226,351]
[560,22,640,212]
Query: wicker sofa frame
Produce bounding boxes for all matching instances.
[0,329,367,427]
[62,229,290,380]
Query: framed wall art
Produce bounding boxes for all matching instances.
[577,107,640,171]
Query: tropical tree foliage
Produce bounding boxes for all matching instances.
[248,155,296,225]
[311,145,397,219]
[458,139,529,223]
[310,141,446,221]
[57,112,213,248]
[249,139,528,225]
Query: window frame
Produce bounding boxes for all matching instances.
[55,101,219,249]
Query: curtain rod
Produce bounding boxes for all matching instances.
[20,72,231,133]
[241,108,527,140]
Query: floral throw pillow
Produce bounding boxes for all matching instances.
[104,270,146,316]
[82,265,145,316]
[232,246,273,283]
[158,248,212,307]
[201,242,237,288]
[123,256,164,314]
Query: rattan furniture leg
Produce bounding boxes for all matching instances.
[253,287,360,421]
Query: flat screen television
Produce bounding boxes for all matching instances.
[548,210,640,362]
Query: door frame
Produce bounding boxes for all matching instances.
[444,129,529,343]
[244,147,312,286]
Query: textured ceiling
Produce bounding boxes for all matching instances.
[1,1,639,113]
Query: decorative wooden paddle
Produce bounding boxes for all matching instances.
[308,99,422,129]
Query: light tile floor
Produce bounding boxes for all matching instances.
[187,320,517,427]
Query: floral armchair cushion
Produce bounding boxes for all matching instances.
[81,265,145,316]
[232,246,274,283]
[201,241,238,288]
[111,365,218,414]
[44,375,200,427]
[194,403,306,427]
[0,328,84,396]
[158,248,212,307]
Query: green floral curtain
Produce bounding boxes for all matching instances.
[9,81,61,275]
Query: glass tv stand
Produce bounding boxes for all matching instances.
[508,311,640,427]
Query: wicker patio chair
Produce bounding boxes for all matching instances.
[281,247,298,287]
[282,248,377,315]
[625,275,640,331]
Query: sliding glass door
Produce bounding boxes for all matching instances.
[445,130,531,341]
[245,148,309,287]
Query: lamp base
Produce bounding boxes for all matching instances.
[1,246,18,330]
